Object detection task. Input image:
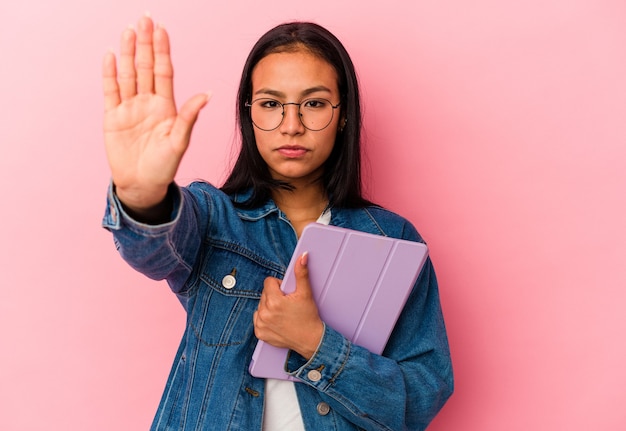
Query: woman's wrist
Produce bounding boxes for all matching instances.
[114,183,174,224]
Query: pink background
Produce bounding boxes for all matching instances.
[1,0,625,429]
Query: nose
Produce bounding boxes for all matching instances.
[279,103,305,134]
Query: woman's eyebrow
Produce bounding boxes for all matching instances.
[301,86,333,96]
[253,86,333,98]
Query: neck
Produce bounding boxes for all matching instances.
[272,184,328,216]
[272,184,329,237]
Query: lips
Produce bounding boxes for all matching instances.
[276,145,308,158]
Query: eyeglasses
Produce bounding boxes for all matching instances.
[245,98,341,131]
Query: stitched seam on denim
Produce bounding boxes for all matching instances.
[152,354,183,430]
[200,277,262,299]
[323,387,395,431]
[178,277,216,426]
[206,238,285,274]
[195,297,248,429]
[112,197,179,237]
[166,233,193,274]
[188,301,246,348]
[322,389,396,431]
[188,321,245,348]
[362,208,388,237]
[328,339,351,387]
[188,286,249,348]
[322,339,398,429]
[236,206,279,221]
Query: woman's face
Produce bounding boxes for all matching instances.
[250,49,342,187]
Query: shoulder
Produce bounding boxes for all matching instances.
[176,181,237,221]
[332,205,425,243]
[183,181,238,208]
[186,180,224,197]
[184,182,277,222]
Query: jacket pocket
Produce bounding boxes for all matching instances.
[188,245,283,347]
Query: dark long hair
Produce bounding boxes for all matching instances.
[221,22,371,209]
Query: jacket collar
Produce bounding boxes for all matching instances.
[231,188,280,221]
[230,188,382,235]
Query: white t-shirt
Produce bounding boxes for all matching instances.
[263,378,306,430]
[262,209,332,431]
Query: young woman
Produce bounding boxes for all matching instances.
[102,15,453,431]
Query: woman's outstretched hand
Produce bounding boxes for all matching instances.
[102,15,210,214]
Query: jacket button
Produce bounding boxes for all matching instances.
[222,274,236,289]
[307,370,322,382]
[317,402,330,416]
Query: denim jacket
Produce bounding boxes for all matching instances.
[102,181,453,431]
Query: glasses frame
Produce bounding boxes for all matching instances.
[245,97,342,132]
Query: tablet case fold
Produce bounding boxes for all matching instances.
[249,223,429,381]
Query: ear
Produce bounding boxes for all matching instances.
[338,117,347,133]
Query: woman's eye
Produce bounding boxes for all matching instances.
[304,99,326,109]
[260,100,280,109]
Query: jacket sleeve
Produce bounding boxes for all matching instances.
[101,182,210,298]
[287,251,453,430]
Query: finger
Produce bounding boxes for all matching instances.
[253,310,265,340]
[293,251,312,296]
[118,26,137,100]
[260,277,283,308]
[169,92,211,153]
[135,15,155,94]
[102,51,121,110]
[153,23,174,100]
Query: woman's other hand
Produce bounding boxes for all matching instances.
[254,252,325,360]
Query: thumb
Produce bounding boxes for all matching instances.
[170,91,211,152]
[293,251,312,296]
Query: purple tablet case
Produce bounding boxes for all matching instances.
[248,223,429,381]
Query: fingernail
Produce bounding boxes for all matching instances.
[300,251,309,266]
[123,27,135,40]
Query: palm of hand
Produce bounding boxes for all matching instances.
[104,93,180,193]
[102,15,209,209]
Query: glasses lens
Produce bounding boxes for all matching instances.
[250,99,284,131]
[300,98,334,131]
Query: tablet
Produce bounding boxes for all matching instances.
[248,223,429,381]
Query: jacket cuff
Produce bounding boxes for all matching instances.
[101,181,182,232]
[285,324,351,390]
